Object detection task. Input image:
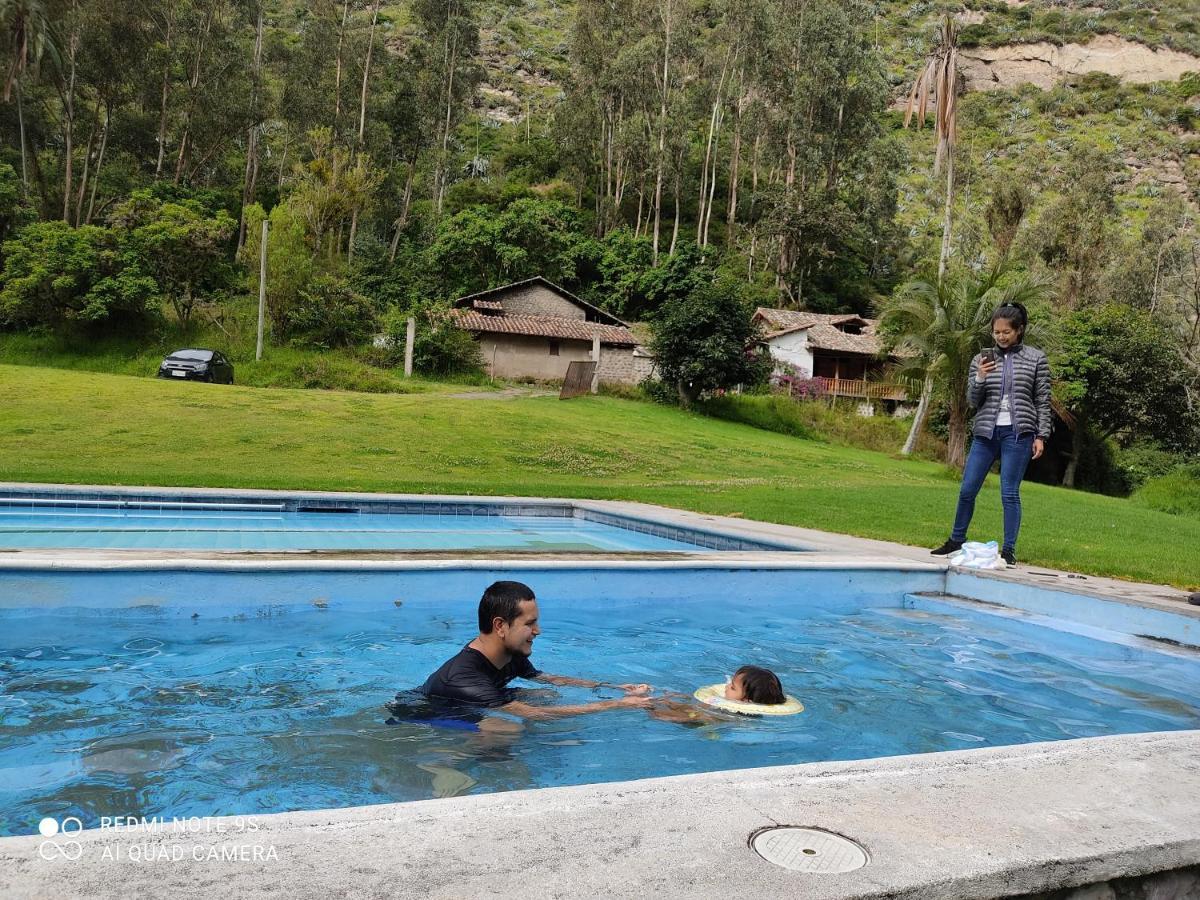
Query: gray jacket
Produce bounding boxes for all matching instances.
[967,344,1052,439]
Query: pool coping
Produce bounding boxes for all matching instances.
[2,731,1198,899]
[2,482,1199,897]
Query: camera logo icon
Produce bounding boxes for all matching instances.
[38,817,84,861]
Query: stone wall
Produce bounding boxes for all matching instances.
[497,284,586,321]
[596,348,634,384]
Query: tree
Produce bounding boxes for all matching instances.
[1022,147,1119,310]
[650,273,770,406]
[1056,305,1197,487]
[0,162,35,248]
[283,273,376,348]
[424,197,589,299]
[111,190,235,328]
[880,267,1053,467]
[0,219,156,327]
[899,14,961,456]
[2,0,57,101]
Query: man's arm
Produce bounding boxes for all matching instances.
[500,695,650,721]
[533,673,651,695]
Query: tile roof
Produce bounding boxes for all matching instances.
[754,307,871,333]
[754,307,882,356]
[803,323,882,356]
[449,310,638,347]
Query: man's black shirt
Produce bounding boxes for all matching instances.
[418,644,541,708]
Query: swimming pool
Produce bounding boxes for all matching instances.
[0,492,785,552]
[3,566,1197,837]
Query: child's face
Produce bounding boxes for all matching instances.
[724,674,747,701]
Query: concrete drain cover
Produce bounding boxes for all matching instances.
[751,827,868,873]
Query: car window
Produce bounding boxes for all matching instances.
[169,349,213,361]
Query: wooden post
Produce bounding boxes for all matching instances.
[404,317,415,377]
[255,220,268,361]
[590,336,601,394]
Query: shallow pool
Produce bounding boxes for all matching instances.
[0,504,708,552]
[2,568,1197,836]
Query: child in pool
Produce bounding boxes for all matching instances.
[648,665,787,724]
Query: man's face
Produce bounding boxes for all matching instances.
[497,599,540,657]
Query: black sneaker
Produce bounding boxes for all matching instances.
[930,539,964,556]
[1001,548,1016,567]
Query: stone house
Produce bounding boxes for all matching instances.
[753,307,909,410]
[448,277,655,385]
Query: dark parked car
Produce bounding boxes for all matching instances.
[157,349,234,384]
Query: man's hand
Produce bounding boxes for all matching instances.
[618,683,651,696]
[1032,437,1044,460]
[615,694,653,709]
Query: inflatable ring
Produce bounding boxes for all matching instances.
[693,683,804,716]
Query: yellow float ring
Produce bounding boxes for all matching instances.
[693,683,804,716]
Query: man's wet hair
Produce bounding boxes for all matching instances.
[734,665,786,705]
[478,581,536,633]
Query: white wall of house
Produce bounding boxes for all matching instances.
[765,331,813,375]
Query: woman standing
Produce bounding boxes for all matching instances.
[930,302,1051,567]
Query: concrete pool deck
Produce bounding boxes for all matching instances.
[2,732,1198,899]
[1,483,1199,897]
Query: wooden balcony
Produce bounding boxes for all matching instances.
[812,376,908,401]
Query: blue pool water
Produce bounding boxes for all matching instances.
[1,568,1198,836]
[0,505,705,552]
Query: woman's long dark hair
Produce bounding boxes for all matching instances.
[991,301,1028,339]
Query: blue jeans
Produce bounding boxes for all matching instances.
[951,425,1034,551]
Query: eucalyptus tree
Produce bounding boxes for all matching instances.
[761,0,889,304]
[411,0,480,219]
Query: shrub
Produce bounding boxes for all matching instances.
[292,356,404,393]
[698,393,946,460]
[380,308,484,377]
[650,273,771,406]
[1131,464,1200,518]
[284,275,378,349]
[1112,443,1191,493]
[0,221,157,329]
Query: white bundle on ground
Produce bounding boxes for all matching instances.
[948,540,1006,570]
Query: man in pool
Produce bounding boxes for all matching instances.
[396,580,651,732]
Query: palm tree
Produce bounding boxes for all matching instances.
[899,15,960,455]
[2,0,57,102]
[881,267,1053,468]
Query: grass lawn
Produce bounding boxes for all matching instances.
[1,364,1196,589]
